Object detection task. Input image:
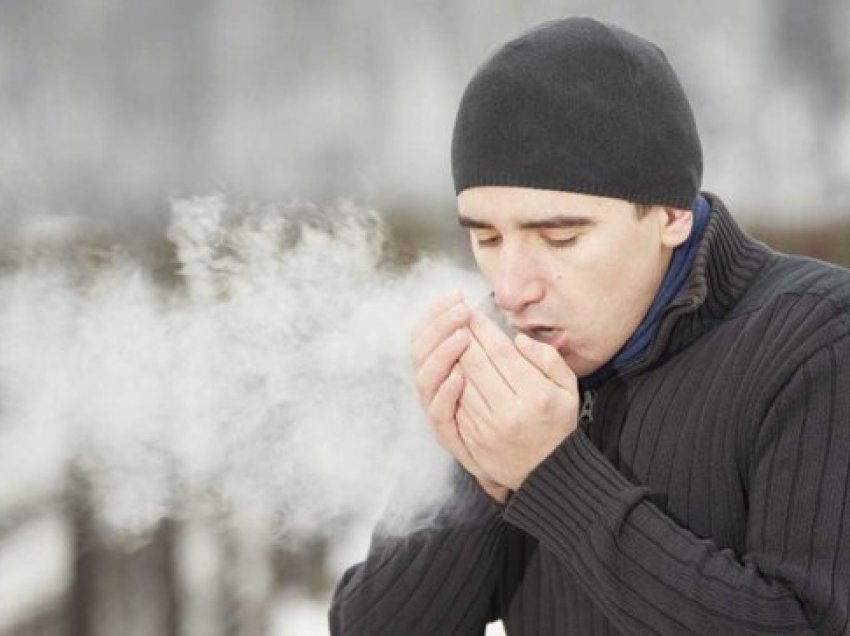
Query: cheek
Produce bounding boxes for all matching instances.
[588,237,664,324]
[556,238,624,292]
[473,243,551,284]
[555,234,656,314]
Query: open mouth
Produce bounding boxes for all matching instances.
[528,327,559,339]
[519,326,566,348]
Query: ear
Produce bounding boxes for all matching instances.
[659,207,693,249]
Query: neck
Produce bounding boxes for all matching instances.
[580,195,713,389]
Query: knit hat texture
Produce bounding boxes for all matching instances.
[451,17,702,209]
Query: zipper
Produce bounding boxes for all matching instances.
[578,389,596,424]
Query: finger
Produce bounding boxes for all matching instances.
[514,332,577,390]
[455,404,477,446]
[467,310,542,393]
[428,366,464,429]
[429,374,487,478]
[458,335,515,413]
[416,328,470,408]
[411,300,471,370]
[458,378,491,423]
[410,291,464,344]
[456,405,486,458]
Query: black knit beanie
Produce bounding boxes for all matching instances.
[451,17,702,209]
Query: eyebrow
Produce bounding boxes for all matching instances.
[457,214,596,230]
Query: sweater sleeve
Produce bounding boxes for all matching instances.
[329,467,506,636]
[503,336,850,635]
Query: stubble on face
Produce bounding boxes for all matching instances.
[458,186,676,378]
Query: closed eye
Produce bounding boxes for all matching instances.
[545,236,579,248]
[542,230,581,248]
[471,231,501,247]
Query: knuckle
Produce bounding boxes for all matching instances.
[437,336,464,366]
[438,305,467,332]
[436,332,461,359]
[533,390,554,412]
[504,405,524,431]
[414,367,428,391]
[427,401,446,424]
[416,376,437,405]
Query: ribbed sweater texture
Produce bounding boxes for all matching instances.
[330,193,850,635]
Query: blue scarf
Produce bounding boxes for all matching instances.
[581,194,712,389]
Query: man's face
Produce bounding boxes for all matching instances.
[458,186,690,378]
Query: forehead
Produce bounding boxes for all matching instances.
[457,186,635,227]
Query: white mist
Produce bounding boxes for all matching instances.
[0,195,487,634]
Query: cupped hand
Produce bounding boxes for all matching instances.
[410,293,510,504]
[455,310,580,492]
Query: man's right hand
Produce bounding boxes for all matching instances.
[410,292,510,505]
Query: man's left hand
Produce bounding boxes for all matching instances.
[455,311,580,492]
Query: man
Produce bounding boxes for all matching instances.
[330,17,850,635]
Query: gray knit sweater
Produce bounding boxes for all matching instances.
[330,194,850,635]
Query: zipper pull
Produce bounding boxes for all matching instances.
[578,389,595,424]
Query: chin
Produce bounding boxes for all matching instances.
[562,351,602,379]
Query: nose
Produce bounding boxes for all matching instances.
[492,245,545,313]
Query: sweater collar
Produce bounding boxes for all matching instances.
[478,193,771,384]
[615,192,772,378]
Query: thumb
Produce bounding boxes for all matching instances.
[514,333,576,390]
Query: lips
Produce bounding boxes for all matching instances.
[513,325,567,350]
